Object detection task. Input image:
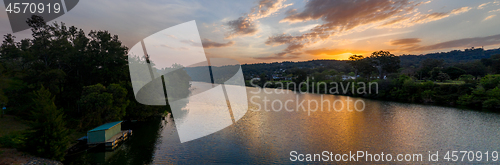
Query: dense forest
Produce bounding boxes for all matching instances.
[0,16,169,161]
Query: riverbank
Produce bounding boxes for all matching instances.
[246,76,500,111]
[148,87,500,163]
[0,115,28,137]
[0,148,62,165]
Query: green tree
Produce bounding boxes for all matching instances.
[312,72,326,81]
[417,58,443,79]
[292,69,307,88]
[26,86,69,161]
[480,74,500,89]
[436,72,450,82]
[259,73,267,87]
[369,51,400,79]
[443,67,466,80]
[78,83,129,130]
[481,54,500,74]
[455,61,487,77]
[0,63,8,110]
[347,55,363,77]
[459,74,475,83]
[347,55,374,79]
[482,87,500,109]
[421,90,435,103]
[0,15,133,120]
[458,74,500,108]
[429,67,442,81]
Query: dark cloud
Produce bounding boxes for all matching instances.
[225,0,291,38]
[406,34,500,51]
[282,0,418,30]
[265,34,299,45]
[390,38,421,46]
[285,8,298,15]
[201,39,235,48]
[226,17,259,38]
[266,0,421,58]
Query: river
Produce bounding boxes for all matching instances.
[64,85,500,164]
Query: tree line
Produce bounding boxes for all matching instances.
[248,51,500,110]
[0,16,170,161]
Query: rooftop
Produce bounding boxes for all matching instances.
[88,121,122,132]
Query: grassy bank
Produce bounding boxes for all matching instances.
[0,115,71,164]
[0,115,29,137]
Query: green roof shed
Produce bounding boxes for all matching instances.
[87,121,122,144]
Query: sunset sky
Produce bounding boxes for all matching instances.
[1,0,500,64]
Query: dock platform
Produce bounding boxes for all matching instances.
[104,130,132,150]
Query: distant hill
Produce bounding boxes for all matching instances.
[399,47,500,67]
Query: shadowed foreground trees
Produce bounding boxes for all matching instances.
[26,86,70,161]
[78,83,129,130]
[0,15,167,123]
[0,15,173,160]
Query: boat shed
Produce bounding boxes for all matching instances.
[87,121,122,144]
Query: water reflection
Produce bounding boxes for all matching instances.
[151,87,500,164]
[66,86,500,164]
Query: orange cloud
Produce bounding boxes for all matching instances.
[380,6,471,28]
[261,0,420,59]
[484,15,496,21]
[201,39,235,48]
[225,0,292,39]
[478,2,492,9]
[380,16,410,27]
[489,9,500,13]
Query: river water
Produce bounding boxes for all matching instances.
[65,85,500,164]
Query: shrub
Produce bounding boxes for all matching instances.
[459,74,475,83]
[0,131,26,148]
[480,74,500,89]
[483,99,500,109]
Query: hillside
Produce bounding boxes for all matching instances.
[239,47,500,76]
[399,47,500,67]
